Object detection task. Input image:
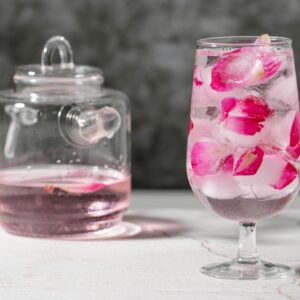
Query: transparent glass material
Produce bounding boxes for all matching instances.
[187,36,299,279]
[0,36,131,237]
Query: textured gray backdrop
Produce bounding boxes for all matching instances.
[0,0,299,189]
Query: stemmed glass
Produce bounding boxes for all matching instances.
[186,35,299,279]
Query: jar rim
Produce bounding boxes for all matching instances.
[0,88,127,105]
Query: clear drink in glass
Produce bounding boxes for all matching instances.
[187,35,299,279]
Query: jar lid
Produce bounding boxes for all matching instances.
[13,36,104,94]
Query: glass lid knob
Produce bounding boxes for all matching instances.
[41,35,74,70]
[13,35,103,93]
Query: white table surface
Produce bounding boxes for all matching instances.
[0,190,300,300]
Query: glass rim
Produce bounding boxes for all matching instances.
[197,36,292,47]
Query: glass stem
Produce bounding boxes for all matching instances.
[237,222,259,264]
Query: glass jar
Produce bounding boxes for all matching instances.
[0,36,131,237]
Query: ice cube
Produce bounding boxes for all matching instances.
[187,118,233,174]
[268,98,291,115]
[206,55,219,67]
[195,50,208,67]
[235,154,286,187]
[191,106,220,121]
[249,69,286,95]
[187,123,220,169]
[249,178,299,200]
[200,65,251,107]
[188,119,225,149]
[263,109,295,149]
[194,173,242,199]
[220,125,267,148]
[206,107,220,120]
[190,67,207,108]
[267,74,299,108]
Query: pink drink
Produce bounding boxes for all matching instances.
[187,35,300,222]
[0,165,131,236]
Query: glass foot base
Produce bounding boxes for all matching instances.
[201,259,295,280]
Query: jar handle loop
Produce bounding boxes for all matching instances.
[41,36,74,70]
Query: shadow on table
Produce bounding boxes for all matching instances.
[61,214,189,241]
[123,214,188,239]
[56,212,300,242]
[122,212,299,242]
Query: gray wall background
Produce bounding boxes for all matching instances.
[0,0,299,189]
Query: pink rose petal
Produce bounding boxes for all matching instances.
[238,96,273,120]
[210,49,252,92]
[224,117,264,135]
[287,110,300,159]
[221,95,273,135]
[218,154,234,173]
[272,161,297,190]
[59,182,105,194]
[287,144,300,160]
[188,118,194,134]
[193,77,203,87]
[191,141,223,176]
[261,54,281,80]
[233,146,264,176]
[210,35,282,92]
[193,65,203,87]
[191,65,205,105]
[221,97,237,120]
